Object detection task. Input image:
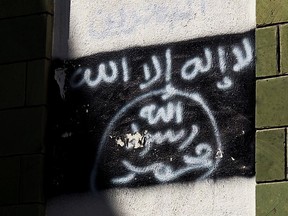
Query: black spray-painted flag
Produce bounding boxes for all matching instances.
[50,30,255,193]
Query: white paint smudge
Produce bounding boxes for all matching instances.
[215,149,223,158]
[54,68,67,99]
[115,131,148,149]
[61,132,72,138]
[116,137,125,147]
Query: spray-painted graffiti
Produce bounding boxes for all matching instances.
[70,37,252,92]
[88,0,208,39]
[50,31,255,192]
[106,85,223,185]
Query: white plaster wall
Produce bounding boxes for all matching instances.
[68,0,255,59]
[50,1,256,215]
[47,178,255,216]
[106,177,255,216]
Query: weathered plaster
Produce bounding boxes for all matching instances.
[105,178,255,216]
[68,0,255,58]
[50,0,256,215]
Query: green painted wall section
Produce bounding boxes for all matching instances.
[257,0,288,26]
[256,129,285,182]
[256,26,278,77]
[256,76,288,128]
[257,182,288,215]
[256,0,288,215]
[280,24,288,74]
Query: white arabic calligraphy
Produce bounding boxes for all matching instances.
[70,37,253,92]
[111,143,213,184]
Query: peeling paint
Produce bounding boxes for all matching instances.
[61,132,72,138]
[114,131,148,149]
[54,68,67,99]
[215,149,223,158]
[116,137,125,147]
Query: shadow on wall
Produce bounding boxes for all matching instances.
[49,30,255,192]
[48,1,117,215]
[48,0,255,215]
[52,0,70,59]
[46,193,117,216]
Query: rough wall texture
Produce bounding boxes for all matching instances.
[256,0,288,215]
[0,1,53,215]
[48,1,256,216]
[1,1,288,215]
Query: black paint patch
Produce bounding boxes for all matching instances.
[48,30,255,195]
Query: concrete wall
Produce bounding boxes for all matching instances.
[256,0,288,215]
[49,1,256,216]
[0,0,53,215]
[1,1,288,215]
